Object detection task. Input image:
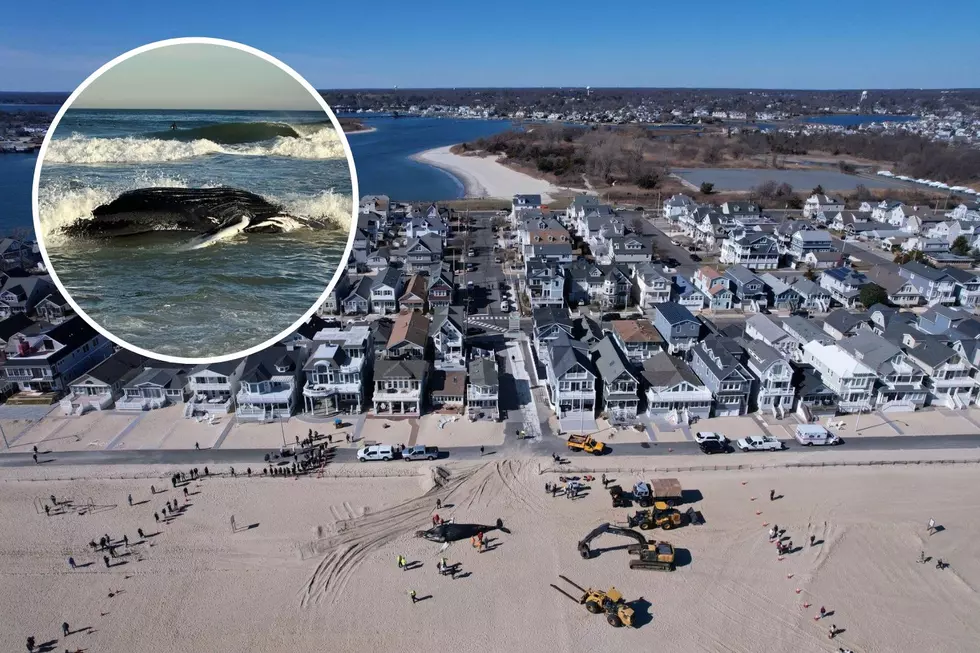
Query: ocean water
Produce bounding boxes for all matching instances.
[37,109,352,359]
[345,116,513,200]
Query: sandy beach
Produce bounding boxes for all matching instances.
[413,145,565,202]
[1,455,978,652]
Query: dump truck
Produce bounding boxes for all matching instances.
[649,478,683,506]
[566,434,606,455]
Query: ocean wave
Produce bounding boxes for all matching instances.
[45,126,346,164]
[148,121,333,144]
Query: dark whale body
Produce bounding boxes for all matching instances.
[63,187,297,239]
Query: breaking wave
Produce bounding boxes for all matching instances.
[45,124,346,164]
[148,120,333,144]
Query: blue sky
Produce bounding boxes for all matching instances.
[1,0,978,91]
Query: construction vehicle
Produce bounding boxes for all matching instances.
[550,575,635,627]
[578,522,676,571]
[632,478,683,507]
[566,434,606,455]
[609,484,631,508]
[627,505,703,530]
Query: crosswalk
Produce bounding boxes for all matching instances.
[465,314,510,333]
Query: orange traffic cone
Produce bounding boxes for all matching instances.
[803,602,811,609]
[795,588,802,594]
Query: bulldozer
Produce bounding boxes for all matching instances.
[550,575,635,627]
[578,522,676,571]
[627,505,683,531]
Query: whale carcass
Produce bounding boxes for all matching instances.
[63,187,305,240]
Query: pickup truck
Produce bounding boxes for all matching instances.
[566,434,606,455]
[401,445,440,461]
[736,436,785,452]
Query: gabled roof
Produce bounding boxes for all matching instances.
[293,314,332,341]
[468,356,498,388]
[125,365,188,390]
[901,261,950,282]
[72,349,146,387]
[825,309,868,335]
[388,311,429,349]
[371,267,402,290]
[837,332,903,373]
[240,346,300,383]
[346,277,373,301]
[743,339,785,371]
[724,265,762,287]
[693,335,750,382]
[0,313,35,341]
[430,306,464,337]
[592,336,637,385]
[533,306,572,331]
[399,273,428,301]
[641,351,705,388]
[375,358,428,380]
[905,340,958,369]
[746,314,791,344]
[654,302,698,326]
[548,331,596,378]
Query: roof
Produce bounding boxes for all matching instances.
[240,346,300,383]
[548,331,597,378]
[746,314,790,344]
[4,316,100,367]
[0,313,35,341]
[399,273,428,301]
[592,336,637,384]
[943,267,980,283]
[803,341,874,377]
[347,276,373,301]
[610,319,663,343]
[906,340,958,368]
[838,332,902,373]
[693,335,748,381]
[901,261,949,282]
[824,309,868,335]
[793,230,832,244]
[533,306,572,331]
[430,306,464,337]
[72,349,146,387]
[429,370,466,397]
[388,311,429,349]
[371,267,402,290]
[374,358,428,380]
[724,265,761,287]
[641,351,705,388]
[468,356,498,388]
[743,339,784,370]
[653,302,697,326]
[294,314,332,341]
[782,316,833,345]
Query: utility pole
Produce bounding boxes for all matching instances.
[0,422,8,449]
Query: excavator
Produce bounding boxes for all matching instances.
[578,522,676,571]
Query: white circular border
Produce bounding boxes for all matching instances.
[31,37,359,365]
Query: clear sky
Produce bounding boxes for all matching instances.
[70,43,321,110]
[1,0,978,91]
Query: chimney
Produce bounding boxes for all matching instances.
[17,338,30,357]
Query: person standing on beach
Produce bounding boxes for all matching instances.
[138,528,144,539]
[32,453,37,464]
[154,512,159,523]
[103,556,109,568]
[828,624,837,639]
[810,535,816,547]
[409,589,417,604]
[62,622,69,637]
[68,557,75,569]
[769,489,775,501]
[44,505,50,516]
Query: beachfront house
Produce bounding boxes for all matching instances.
[641,351,712,424]
[1,316,113,398]
[837,332,927,411]
[689,335,753,417]
[301,325,372,416]
[742,339,794,417]
[745,314,799,360]
[385,310,429,361]
[511,194,542,226]
[801,341,875,413]
[371,267,403,315]
[652,303,701,354]
[467,355,500,420]
[906,341,977,409]
[373,359,429,416]
[115,362,190,411]
[61,349,148,415]
[592,336,640,424]
[543,332,597,422]
[428,370,466,411]
[235,347,303,420]
[33,291,73,324]
[184,360,245,417]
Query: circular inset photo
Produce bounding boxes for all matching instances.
[33,38,357,363]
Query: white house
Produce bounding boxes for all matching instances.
[801,341,876,413]
[235,346,303,420]
[804,194,845,218]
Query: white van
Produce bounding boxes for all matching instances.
[357,444,396,462]
[794,425,841,446]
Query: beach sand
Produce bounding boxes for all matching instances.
[2,457,978,652]
[413,146,565,202]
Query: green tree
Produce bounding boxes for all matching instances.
[951,235,972,256]
[812,185,825,195]
[699,182,714,195]
[859,283,890,308]
[803,267,817,281]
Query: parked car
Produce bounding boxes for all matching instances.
[501,300,510,312]
[694,431,728,445]
[670,239,680,246]
[357,445,396,462]
[402,445,440,461]
[466,326,485,336]
[690,254,702,262]
[736,436,785,452]
[698,440,731,455]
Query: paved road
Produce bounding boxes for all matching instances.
[3,433,979,469]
